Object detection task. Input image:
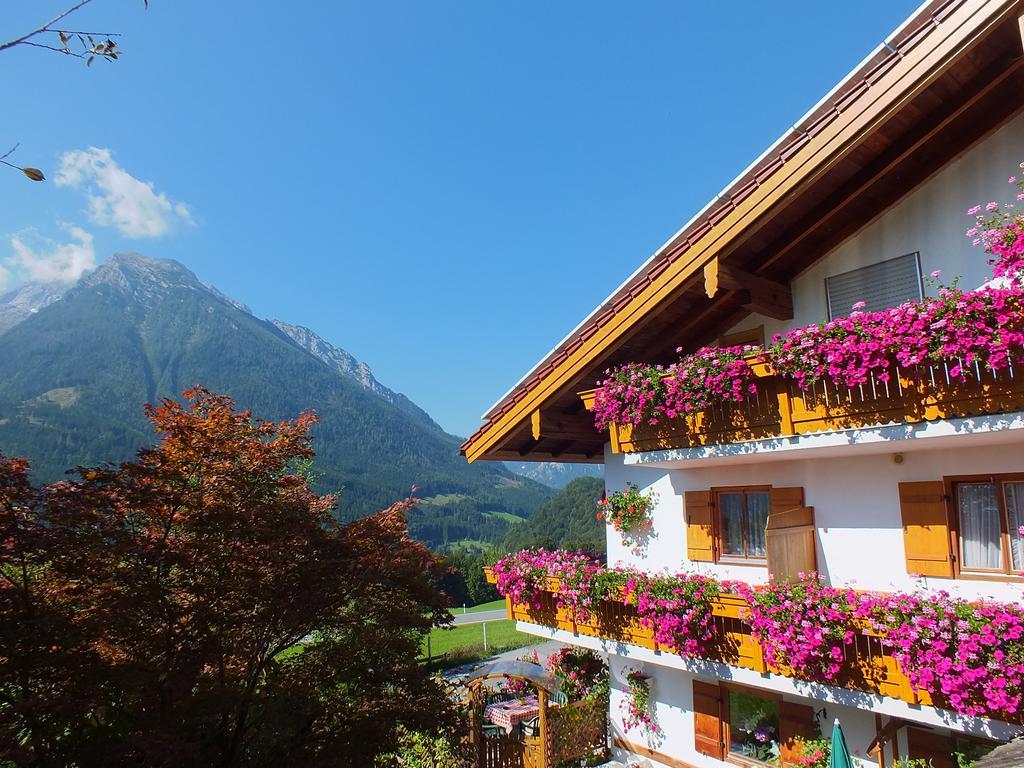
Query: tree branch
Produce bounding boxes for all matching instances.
[20,40,87,59]
[0,0,96,53]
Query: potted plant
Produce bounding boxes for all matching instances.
[598,484,655,536]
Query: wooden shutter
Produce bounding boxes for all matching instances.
[898,481,954,578]
[770,487,805,515]
[766,506,817,582]
[779,701,818,767]
[685,491,715,562]
[692,680,724,759]
[907,726,955,768]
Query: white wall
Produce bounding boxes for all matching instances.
[521,622,1022,745]
[726,109,1024,342]
[605,655,1001,768]
[604,434,1024,603]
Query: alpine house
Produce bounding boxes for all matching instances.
[461,1,1024,766]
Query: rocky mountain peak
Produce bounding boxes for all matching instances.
[271,319,438,427]
[78,253,204,301]
[0,282,69,334]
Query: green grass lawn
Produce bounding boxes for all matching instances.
[458,598,506,614]
[421,619,534,668]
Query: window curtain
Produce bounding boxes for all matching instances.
[1004,482,1024,571]
[958,483,1002,570]
[747,492,770,558]
[719,493,744,557]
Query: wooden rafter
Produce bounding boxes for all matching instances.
[530,409,599,444]
[703,258,792,320]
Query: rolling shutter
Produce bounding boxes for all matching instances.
[685,491,715,562]
[692,680,724,760]
[898,482,954,578]
[779,701,818,767]
[825,252,922,319]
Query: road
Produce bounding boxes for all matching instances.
[442,639,567,680]
[451,609,507,626]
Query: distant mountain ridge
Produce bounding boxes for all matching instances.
[505,461,602,489]
[271,320,439,428]
[0,253,552,548]
[1,258,433,427]
[502,476,605,553]
[0,282,68,334]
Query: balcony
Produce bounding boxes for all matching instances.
[579,357,1024,455]
[484,569,933,711]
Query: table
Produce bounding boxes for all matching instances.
[484,695,540,733]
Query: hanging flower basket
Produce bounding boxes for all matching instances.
[621,668,655,734]
[598,483,655,535]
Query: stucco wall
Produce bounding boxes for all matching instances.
[601,112,1024,604]
[604,433,1024,603]
[606,656,956,768]
[726,108,1024,342]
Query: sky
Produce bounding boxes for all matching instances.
[2,0,922,438]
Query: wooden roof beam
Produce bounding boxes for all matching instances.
[704,258,793,321]
[530,408,600,443]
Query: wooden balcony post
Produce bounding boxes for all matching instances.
[538,688,549,768]
[775,377,795,436]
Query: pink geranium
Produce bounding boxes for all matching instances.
[491,548,1024,720]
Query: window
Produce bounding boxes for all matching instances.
[716,488,770,562]
[718,325,765,349]
[953,475,1024,575]
[825,252,922,320]
[724,687,781,766]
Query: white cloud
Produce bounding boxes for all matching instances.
[55,147,194,238]
[0,262,9,291]
[9,227,96,284]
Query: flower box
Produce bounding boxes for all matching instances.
[582,354,1024,455]
[491,570,1010,720]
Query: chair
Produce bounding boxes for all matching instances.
[520,716,540,738]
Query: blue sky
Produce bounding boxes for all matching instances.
[2,1,921,437]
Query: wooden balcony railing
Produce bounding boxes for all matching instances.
[579,357,1024,454]
[484,568,933,712]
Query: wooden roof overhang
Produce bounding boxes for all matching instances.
[461,0,1024,465]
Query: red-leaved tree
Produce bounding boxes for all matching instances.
[1,388,455,767]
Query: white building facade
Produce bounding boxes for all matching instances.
[462,3,1024,766]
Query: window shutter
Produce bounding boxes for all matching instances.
[779,701,818,767]
[685,491,715,562]
[766,506,817,582]
[898,481,954,578]
[770,487,805,515]
[692,680,724,760]
[907,727,956,768]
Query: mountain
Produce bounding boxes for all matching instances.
[272,320,439,428]
[501,476,606,553]
[506,461,602,489]
[0,281,69,334]
[0,253,552,548]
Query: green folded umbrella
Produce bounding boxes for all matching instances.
[830,718,854,768]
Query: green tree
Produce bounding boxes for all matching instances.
[502,476,606,553]
[1,388,456,767]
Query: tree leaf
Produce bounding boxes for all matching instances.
[22,168,45,182]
